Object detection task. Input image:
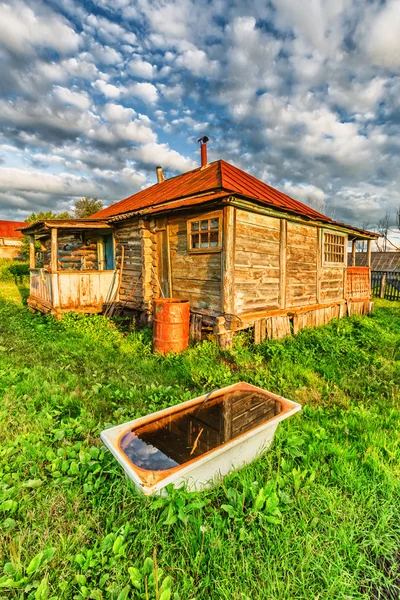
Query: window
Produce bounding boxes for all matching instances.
[323,231,346,265]
[188,215,221,252]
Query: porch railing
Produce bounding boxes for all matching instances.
[29,269,118,308]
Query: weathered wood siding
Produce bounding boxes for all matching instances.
[286,221,318,308]
[320,266,345,302]
[115,220,156,312]
[57,271,117,308]
[234,209,281,314]
[168,214,222,312]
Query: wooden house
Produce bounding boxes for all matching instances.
[0,220,24,259]
[23,143,378,346]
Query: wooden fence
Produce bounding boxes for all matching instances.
[371,271,400,300]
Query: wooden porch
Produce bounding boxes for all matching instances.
[24,218,119,317]
[28,268,119,316]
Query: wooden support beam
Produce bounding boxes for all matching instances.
[366,239,372,267]
[351,240,356,266]
[29,235,35,269]
[50,227,58,272]
[222,205,235,315]
[279,219,287,309]
[316,228,322,304]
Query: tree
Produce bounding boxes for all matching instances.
[21,210,71,259]
[74,197,103,218]
[376,213,390,252]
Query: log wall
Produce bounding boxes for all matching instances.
[41,232,99,270]
[234,209,281,314]
[168,214,222,312]
[285,221,318,308]
[115,219,157,314]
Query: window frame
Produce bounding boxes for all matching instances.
[321,229,347,267]
[187,211,223,254]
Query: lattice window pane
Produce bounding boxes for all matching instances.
[189,217,220,251]
[323,232,345,264]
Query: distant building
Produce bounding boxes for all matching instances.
[348,251,400,272]
[0,220,24,259]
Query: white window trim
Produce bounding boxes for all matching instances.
[322,229,347,267]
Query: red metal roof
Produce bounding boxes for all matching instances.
[0,220,24,238]
[90,160,377,237]
[92,160,330,222]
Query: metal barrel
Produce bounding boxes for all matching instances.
[153,298,190,354]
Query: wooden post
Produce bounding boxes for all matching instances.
[279,219,287,309]
[367,239,372,298]
[351,240,356,266]
[29,235,35,269]
[50,227,58,273]
[380,273,386,299]
[316,228,322,303]
[366,240,372,268]
[222,206,235,315]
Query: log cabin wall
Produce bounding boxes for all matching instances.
[114,219,157,315]
[285,221,318,308]
[234,209,281,315]
[40,232,99,270]
[167,212,223,312]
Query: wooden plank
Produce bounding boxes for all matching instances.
[235,250,280,268]
[279,219,286,309]
[29,235,35,269]
[316,228,322,303]
[351,240,356,266]
[235,209,280,229]
[51,228,58,272]
[236,222,280,241]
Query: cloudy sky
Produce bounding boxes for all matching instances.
[1,0,400,241]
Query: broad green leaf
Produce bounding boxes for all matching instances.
[143,557,153,576]
[112,536,123,555]
[128,567,141,589]
[117,585,130,600]
[22,479,43,489]
[1,500,18,513]
[159,589,171,600]
[2,518,16,530]
[26,552,44,575]
[35,577,49,600]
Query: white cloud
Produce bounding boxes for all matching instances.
[282,182,326,212]
[94,79,124,98]
[130,82,159,104]
[102,103,137,122]
[0,167,98,196]
[129,57,157,79]
[53,86,92,110]
[175,48,219,77]
[363,0,400,70]
[0,0,80,56]
[132,142,197,172]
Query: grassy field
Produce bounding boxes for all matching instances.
[0,262,399,599]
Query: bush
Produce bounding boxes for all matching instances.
[0,259,29,283]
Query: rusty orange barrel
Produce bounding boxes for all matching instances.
[153,298,190,354]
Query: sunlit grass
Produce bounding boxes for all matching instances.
[0,278,399,598]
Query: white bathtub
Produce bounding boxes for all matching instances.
[101,382,301,495]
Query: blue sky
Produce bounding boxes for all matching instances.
[0,0,400,242]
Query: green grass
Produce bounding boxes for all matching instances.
[0,258,29,305]
[0,268,399,599]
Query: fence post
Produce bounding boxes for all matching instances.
[380,273,386,299]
